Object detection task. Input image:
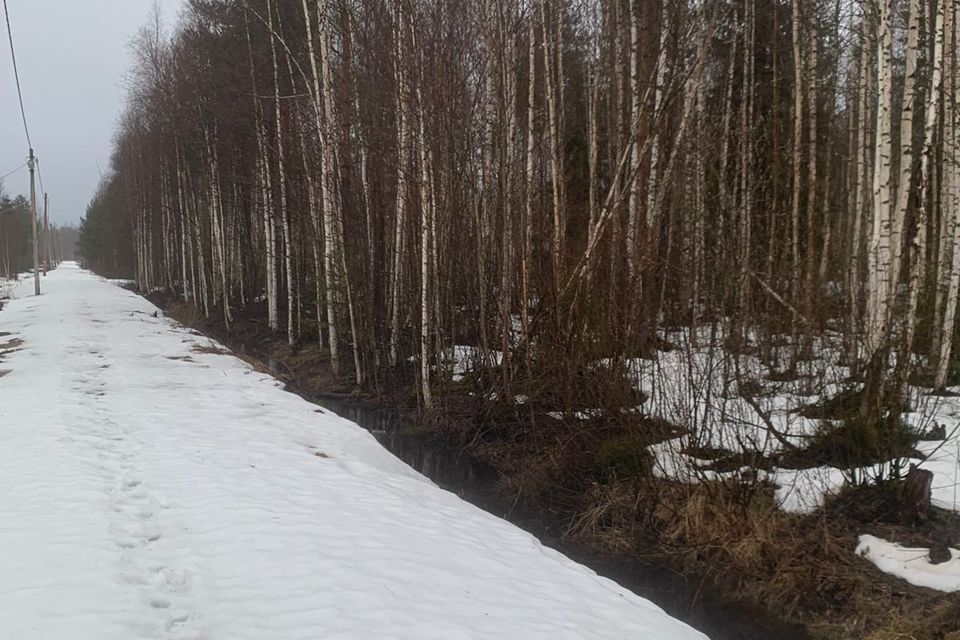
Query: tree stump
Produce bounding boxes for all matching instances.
[923,422,947,441]
[928,543,951,565]
[901,465,933,524]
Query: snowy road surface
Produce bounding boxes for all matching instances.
[0,264,706,640]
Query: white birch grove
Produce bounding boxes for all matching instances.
[73,0,960,419]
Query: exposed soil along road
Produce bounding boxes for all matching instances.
[318,399,812,640]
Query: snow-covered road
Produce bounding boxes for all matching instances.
[0,264,706,640]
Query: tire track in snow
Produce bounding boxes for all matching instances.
[63,300,202,639]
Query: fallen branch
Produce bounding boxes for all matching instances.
[739,390,799,451]
[749,270,812,328]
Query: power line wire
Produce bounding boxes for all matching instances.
[0,162,26,182]
[3,0,33,150]
[0,200,26,217]
[3,1,48,202]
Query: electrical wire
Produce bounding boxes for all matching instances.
[0,162,26,182]
[3,0,33,150]
[3,1,49,201]
[0,200,26,217]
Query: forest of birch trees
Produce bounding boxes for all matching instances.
[80,0,960,418]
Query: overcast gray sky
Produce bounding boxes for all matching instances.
[1,0,183,224]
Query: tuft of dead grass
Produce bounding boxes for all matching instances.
[565,479,646,552]
[190,344,230,356]
[0,338,24,351]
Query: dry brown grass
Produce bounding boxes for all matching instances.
[565,477,960,639]
[565,480,645,552]
[190,344,230,356]
[166,301,205,327]
[858,599,960,640]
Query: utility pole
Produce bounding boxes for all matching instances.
[49,204,55,267]
[28,148,39,295]
[42,192,48,274]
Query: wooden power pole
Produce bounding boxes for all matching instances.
[42,192,48,274]
[28,148,39,295]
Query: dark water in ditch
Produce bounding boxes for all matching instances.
[318,398,811,640]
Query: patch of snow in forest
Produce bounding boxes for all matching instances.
[445,345,503,382]
[916,436,960,511]
[407,312,960,517]
[856,535,960,592]
[444,319,960,516]
[626,327,960,515]
[624,342,841,456]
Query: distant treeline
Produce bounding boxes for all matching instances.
[1,188,80,278]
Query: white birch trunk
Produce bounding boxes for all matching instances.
[790,0,804,326]
[626,0,641,282]
[319,2,342,374]
[866,0,895,355]
[900,0,947,389]
[934,1,959,388]
[888,0,922,298]
[389,0,409,368]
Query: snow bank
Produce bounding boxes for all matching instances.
[0,264,706,640]
[856,535,960,593]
